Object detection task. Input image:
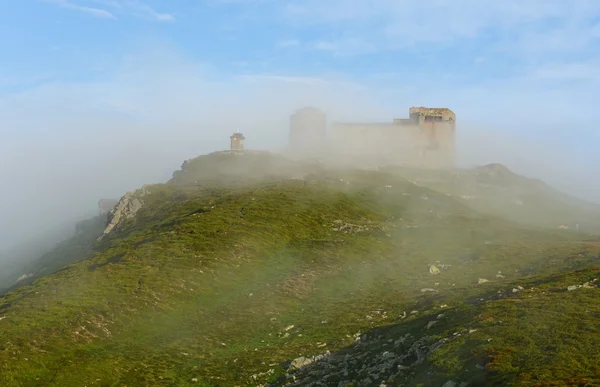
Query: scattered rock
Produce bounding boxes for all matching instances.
[251,368,275,381]
[478,278,489,284]
[289,356,313,370]
[568,280,598,291]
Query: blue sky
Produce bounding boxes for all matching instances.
[3,1,599,95]
[1,0,600,248]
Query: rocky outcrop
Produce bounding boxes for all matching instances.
[98,185,150,239]
[270,331,457,387]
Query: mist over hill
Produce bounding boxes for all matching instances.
[3,1,600,385]
[2,108,599,257]
[2,150,599,295]
[1,151,599,386]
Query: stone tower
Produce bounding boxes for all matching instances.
[289,107,327,157]
[230,132,245,151]
[408,107,456,168]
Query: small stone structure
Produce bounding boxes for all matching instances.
[230,132,245,151]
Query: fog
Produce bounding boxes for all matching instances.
[1,46,599,255]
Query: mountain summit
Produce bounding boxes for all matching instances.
[1,152,599,386]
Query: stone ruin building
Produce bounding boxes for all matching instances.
[230,132,246,151]
[289,107,328,157]
[288,106,456,169]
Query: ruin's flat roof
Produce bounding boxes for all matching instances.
[409,107,455,115]
[331,122,418,128]
[332,122,395,126]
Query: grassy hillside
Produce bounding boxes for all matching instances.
[384,164,600,233]
[281,262,600,386]
[0,152,599,386]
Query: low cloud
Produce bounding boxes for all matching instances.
[217,0,600,57]
[1,45,599,250]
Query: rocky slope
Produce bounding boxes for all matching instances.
[270,265,600,386]
[0,152,599,386]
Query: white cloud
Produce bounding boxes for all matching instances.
[312,38,377,56]
[528,60,600,81]
[277,0,600,56]
[239,74,329,85]
[123,0,175,21]
[46,0,175,21]
[44,0,117,19]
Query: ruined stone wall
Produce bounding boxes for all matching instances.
[288,106,456,169]
[329,120,455,168]
[330,123,421,161]
[419,120,456,168]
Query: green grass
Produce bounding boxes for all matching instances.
[1,153,599,386]
[383,165,600,233]
[392,264,600,386]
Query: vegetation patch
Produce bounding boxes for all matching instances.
[1,153,599,386]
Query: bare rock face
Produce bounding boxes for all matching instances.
[98,185,151,239]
